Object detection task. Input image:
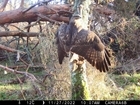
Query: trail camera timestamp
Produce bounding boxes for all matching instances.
[81,101,100,105]
[48,101,75,105]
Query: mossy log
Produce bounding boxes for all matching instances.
[71,63,91,100]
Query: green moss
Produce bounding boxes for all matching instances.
[70,0,92,100]
[71,67,91,100]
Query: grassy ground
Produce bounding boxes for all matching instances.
[0,68,46,100]
[0,65,140,100]
[111,73,140,100]
[90,72,140,100]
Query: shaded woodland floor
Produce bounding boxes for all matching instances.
[0,60,140,100]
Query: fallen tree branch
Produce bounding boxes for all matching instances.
[0,64,37,81]
[8,64,45,69]
[9,75,27,84]
[0,64,43,96]
[94,5,115,16]
[0,31,45,37]
[50,14,69,23]
[0,4,70,24]
[37,13,61,24]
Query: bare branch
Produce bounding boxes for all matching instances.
[0,64,37,81]
[8,64,45,69]
[19,58,29,66]
[24,17,41,30]
[37,13,61,24]
[0,64,43,95]
[22,0,52,13]
[0,44,25,54]
[94,5,115,16]
[9,24,24,31]
[115,57,140,74]
[0,31,45,37]
[15,75,26,100]
[50,14,69,23]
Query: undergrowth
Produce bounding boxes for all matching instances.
[0,67,140,100]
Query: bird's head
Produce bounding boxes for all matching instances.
[69,15,83,29]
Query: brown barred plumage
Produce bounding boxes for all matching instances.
[56,16,111,72]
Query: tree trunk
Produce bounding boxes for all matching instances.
[69,0,91,100]
[70,55,91,100]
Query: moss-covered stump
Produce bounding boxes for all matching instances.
[71,64,91,100]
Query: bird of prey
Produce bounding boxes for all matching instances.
[135,0,140,18]
[56,16,111,72]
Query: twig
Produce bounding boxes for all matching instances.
[0,31,45,37]
[37,13,61,24]
[41,3,59,15]
[26,22,31,47]
[19,58,29,66]
[38,21,42,33]
[15,74,26,100]
[0,64,37,81]
[22,0,52,13]
[31,37,39,50]
[0,64,44,97]
[57,10,73,17]
[114,57,140,74]
[8,65,45,69]
[22,3,38,13]
[24,17,41,29]
[9,24,24,32]
[0,25,9,31]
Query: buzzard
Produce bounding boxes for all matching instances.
[56,16,111,72]
[135,0,140,18]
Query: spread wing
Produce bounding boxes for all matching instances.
[56,23,111,72]
[70,29,111,72]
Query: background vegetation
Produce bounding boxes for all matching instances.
[0,0,140,100]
